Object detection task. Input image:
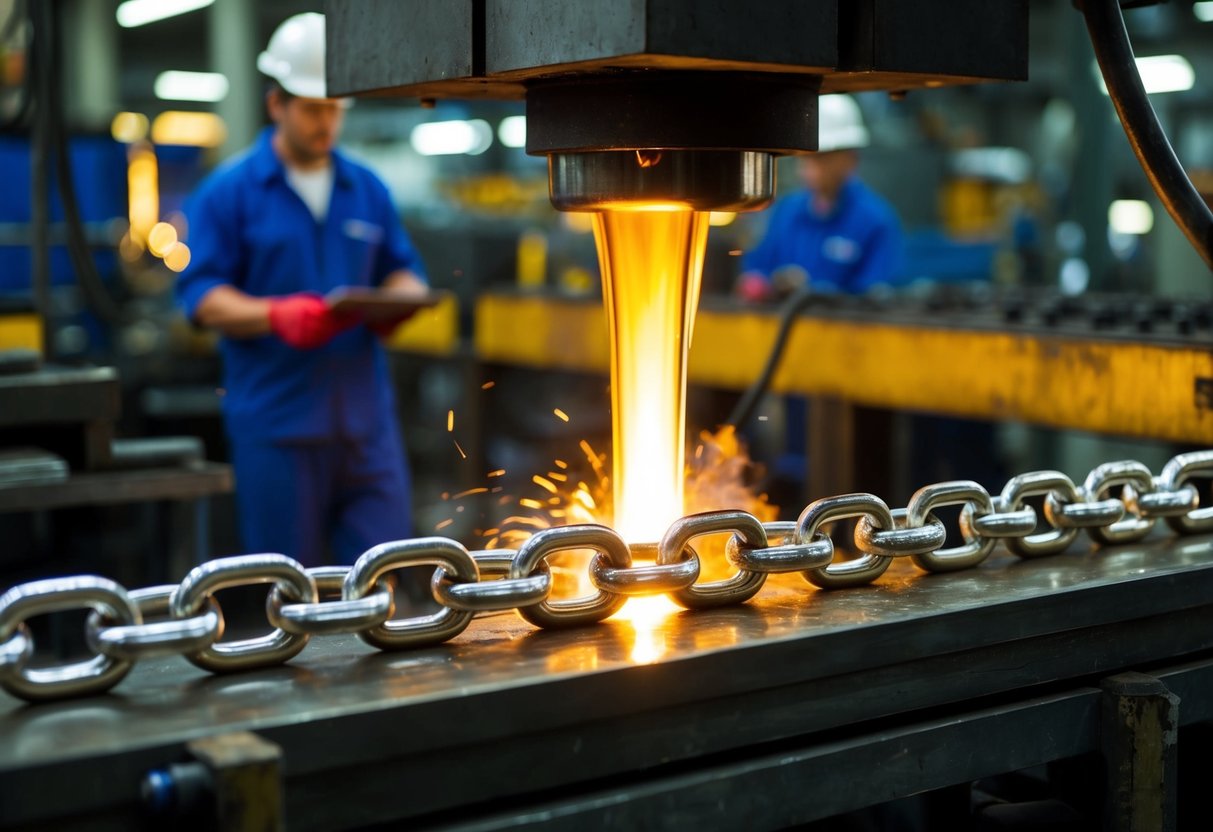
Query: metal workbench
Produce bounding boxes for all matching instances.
[3,535,1213,830]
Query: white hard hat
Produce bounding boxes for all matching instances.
[258,12,329,99]
[817,94,870,152]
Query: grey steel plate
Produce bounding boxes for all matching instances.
[3,534,1213,828]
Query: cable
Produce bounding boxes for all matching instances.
[724,288,815,431]
[1078,0,1213,270]
[39,0,124,325]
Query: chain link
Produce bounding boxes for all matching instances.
[2,450,1212,702]
[905,481,997,573]
[661,510,768,609]
[854,509,947,559]
[434,550,552,613]
[267,566,395,637]
[171,554,317,673]
[1081,460,1157,545]
[1158,451,1213,534]
[0,577,140,701]
[511,525,629,628]
[88,585,223,662]
[800,493,897,589]
[346,538,479,648]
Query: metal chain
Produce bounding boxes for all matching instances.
[2,450,1212,703]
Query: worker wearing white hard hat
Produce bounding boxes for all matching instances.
[738,94,902,299]
[176,13,429,572]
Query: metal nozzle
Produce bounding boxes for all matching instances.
[547,150,774,212]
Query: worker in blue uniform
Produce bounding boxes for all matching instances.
[736,95,903,492]
[176,13,426,567]
[738,94,902,299]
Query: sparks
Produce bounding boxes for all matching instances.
[435,518,454,531]
[454,441,467,459]
[481,380,496,390]
[554,459,568,469]
[547,471,568,482]
[532,475,558,494]
[519,498,544,510]
[447,410,454,432]
[487,469,506,478]
[452,487,489,499]
[553,408,570,423]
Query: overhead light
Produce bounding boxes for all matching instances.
[1094,55,1194,95]
[151,111,228,147]
[951,147,1032,185]
[117,0,213,28]
[497,115,527,149]
[1108,199,1154,235]
[154,71,229,103]
[1195,1,1213,22]
[410,119,493,156]
[111,111,149,143]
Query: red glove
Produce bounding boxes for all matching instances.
[736,272,775,303]
[268,293,357,349]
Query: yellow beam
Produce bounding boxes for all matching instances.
[473,294,1213,444]
[0,314,43,354]
[386,293,460,356]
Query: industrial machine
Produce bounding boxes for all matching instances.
[5,3,1213,831]
[327,0,1028,212]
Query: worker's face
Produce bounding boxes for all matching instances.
[267,89,346,163]
[798,150,858,202]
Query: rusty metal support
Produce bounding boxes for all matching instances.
[186,732,285,832]
[1101,672,1179,832]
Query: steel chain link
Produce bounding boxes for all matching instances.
[1,450,1211,702]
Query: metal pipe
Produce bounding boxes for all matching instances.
[1079,0,1213,271]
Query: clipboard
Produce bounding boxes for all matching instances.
[325,287,447,322]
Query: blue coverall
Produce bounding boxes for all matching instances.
[743,176,902,292]
[743,175,903,475]
[177,128,425,566]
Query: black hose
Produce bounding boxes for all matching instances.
[1078,0,1213,270]
[724,288,814,431]
[40,0,123,325]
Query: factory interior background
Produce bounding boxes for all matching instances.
[3,0,1213,828]
[2,0,1208,580]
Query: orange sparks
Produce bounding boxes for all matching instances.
[503,514,547,528]
[519,498,545,510]
[454,441,467,459]
[435,518,454,531]
[532,475,558,494]
[554,459,568,469]
[447,410,454,432]
[553,408,570,422]
[728,248,743,256]
[481,380,496,390]
[487,469,506,478]
[547,471,568,482]
[453,487,489,499]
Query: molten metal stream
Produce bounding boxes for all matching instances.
[592,208,709,544]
